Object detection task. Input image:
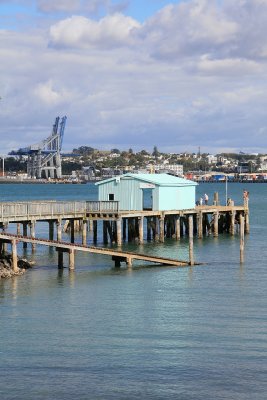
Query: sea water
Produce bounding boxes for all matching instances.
[0,183,266,400]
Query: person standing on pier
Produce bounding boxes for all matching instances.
[204,193,209,205]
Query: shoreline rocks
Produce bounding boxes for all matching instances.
[0,254,34,279]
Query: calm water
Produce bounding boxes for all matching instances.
[0,183,267,400]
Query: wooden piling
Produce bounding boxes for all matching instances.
[116,218,122,246]
[69,219,75,243]
[123,219,127,241]
[11,239,18,272]
[29,221,36,251]
[240,214,245,263]
[213,212,219,237]
[93,220,98,243]
[159,215,165,243]
[17,223,21,235]
[23,222,28,248]
[146,217,152,241]
[58,250,64,269]
[69,248,75,270]
[49,220,54,241]
[230,211,236,235]
[82,219,87,245]
[138,216,144,244]
[56,220,62,241]
[245,212,250,234]
[197,212,203,238]
[175,215,181,240]
[189,215,194,266]
[103,221,108,244]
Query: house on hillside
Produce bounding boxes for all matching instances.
[95,173,197,211]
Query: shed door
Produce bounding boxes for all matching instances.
[142,189,153,210]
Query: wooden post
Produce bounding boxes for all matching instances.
[11,239,19,272]
[213,192,219,205]
[230,211,236,235]
[49,220,54,241]
[159,215,165,243]
[175,215,181,240]
[82,219,87,245]
[70,220,75,243]
[127,257,133,267]
[56,219,62,241]
[29,221,36,251]
[103,221,108,244]
[88,219,93,232]
[123,219,127,241]
[2,223,8,253]
[214,212,219,237]
[23,222,28,248]
[197,212,203,238]
[138,216,144,244]
[146,217,151,241]
[17,223,21,235]
[116,218,122,246]
[93,220,98,243]
[58,250,64,269]
[69,248,75,270]
[240,214,245,264]
[153,217,159,242]
[189,215,194,266]
[245,212,250,234]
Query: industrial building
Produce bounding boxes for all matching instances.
[96,173,197,211]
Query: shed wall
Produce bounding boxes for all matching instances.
[158,186,195,210]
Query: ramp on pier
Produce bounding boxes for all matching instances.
[0,233,192,268]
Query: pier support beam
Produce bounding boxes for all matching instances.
[93,221,98,243]
[189,215,194,266]
[230,211,236,235]
[82,219,87,245]
[122,219,127,242]
[103,221,108,244]
[146,217,152,241]
[17,223,21,235]
[11,239,18,272]
[56,220,62,241]
[245,212,250,234]
[116,218,122,246]
[23,222,28,249]
[175,215,181,240]
[240,214,245,263]
[70,220,75,243]
[138,216,144,244]
[197,212,203,239]
[58,250,64,269]
[69,248,75,270]
[49,221,54,241]
[159,216,165,243]
[29,221,36,251]
[213,212,219,237]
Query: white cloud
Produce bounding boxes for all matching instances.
[49,13,140,49]
[2,0,267,154]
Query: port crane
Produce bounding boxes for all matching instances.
[10,116,67,179]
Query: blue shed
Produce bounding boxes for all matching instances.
[95,173,197,211]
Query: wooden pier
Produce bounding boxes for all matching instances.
[0,194,249,270]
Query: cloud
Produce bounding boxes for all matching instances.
[2,0,267,155]
[49,13,140,49]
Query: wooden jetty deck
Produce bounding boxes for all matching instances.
[0,195,249,271]
[0,232,191,271]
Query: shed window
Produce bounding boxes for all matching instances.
[109,194,114,201]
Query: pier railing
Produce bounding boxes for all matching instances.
[86,201,119,213]
[0,200,119,221]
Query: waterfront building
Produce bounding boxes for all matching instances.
[96,173,197,211]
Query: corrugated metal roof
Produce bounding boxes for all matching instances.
[96,173,197,187]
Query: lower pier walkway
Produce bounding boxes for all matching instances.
[0,232,192,271]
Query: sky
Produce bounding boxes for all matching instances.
[1,0,267,155]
